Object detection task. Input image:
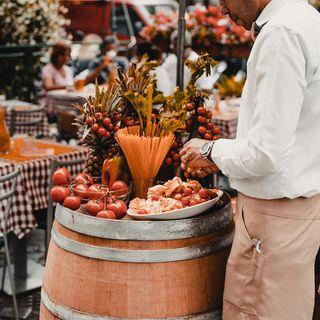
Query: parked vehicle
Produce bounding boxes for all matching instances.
[62,0,178,43]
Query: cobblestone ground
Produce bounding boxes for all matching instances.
[0,229,45,319]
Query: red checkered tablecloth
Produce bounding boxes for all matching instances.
[5,107,49,137]
[214,117,238,139]
[0,146,87,238]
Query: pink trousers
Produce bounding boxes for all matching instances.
[223,193,320,320]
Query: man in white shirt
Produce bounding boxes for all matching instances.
[180,0,320,319]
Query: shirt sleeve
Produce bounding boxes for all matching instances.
[211,25,307,179]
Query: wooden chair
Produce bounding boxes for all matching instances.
[9,105,45,137]
[46,158,85,252]
[56,109,79,142]
[0,168,20,320]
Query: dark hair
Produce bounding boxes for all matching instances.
[50,42,71,66]
[100,35,119,51]
[136,41,162,61]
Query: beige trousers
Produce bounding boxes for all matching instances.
[223,193,320,320]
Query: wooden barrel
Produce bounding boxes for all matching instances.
[40,193,234,320]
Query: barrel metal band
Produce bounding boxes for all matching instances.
[51,227,234,263]
[41,288,221,320]
[55,200,232,241]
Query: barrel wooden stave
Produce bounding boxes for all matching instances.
[41,194,233,320]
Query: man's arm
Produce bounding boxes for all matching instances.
[211,25,307,179]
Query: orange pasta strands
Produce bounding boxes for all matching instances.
[116,124,174,198]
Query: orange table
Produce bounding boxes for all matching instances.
[0,138,88,238]
[0,138,88,294]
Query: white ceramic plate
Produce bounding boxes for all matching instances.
[127,190,223,221]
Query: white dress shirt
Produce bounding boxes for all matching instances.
[212,0,320,199]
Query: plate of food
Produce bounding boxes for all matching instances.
[127,177,223,220]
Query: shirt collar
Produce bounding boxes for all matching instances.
[255,0,307,27]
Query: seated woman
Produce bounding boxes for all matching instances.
[41,41,73,92]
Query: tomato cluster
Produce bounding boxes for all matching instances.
[170,185,217,207]
[85,112,121,140]
[185,101,220,141]
[162,138,183,169]
[50,168,128,220]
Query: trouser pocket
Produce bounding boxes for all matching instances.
[223,205,266,319]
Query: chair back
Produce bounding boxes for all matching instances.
[56,109,79,142]
[46,158,85,250]
[9,105,45,137]
[0,167,20,234]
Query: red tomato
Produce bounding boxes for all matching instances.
[91,123,100,132]
[204,133,212,140]
[213,127,220,134]
[96,210,117,219]
[86,116,94,126]
[110,180,128,191]
[186,103,194,111]
[95,112,103,120]
[206,111,213,119]
[104,131,111,138]
[181,196,190,206]
[197,106,206,115]
[151,195,159,201]
[184,188,193,196]
[206,122,213,129]
[165,157,173,166]
[87,184,107,200]
[52,167,70,186]
[199,188,210,199]
[85,201,104,216]
[198,126,207,135]
[173,161,180,168]
[74,173,91,185]
[102,117,112,127]
[98,127,107,137]
[50,186,70,203]
[63,196,81,210]
[106,200,127,219]
[197,115,207,123]
[73,183,88,198]
[114,114,122,121]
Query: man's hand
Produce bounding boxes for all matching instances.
[179,138,220,178]
[102,55,114,67]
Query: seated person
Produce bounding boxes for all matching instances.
[41,41,73,92]
[85,35,129,85]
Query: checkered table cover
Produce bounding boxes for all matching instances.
[0,148,88,238]
[214,118,238,139]
[5,108,50,137]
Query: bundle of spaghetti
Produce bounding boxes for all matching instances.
[116,124,174,198]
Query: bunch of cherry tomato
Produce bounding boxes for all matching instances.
[50,168,128,220]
